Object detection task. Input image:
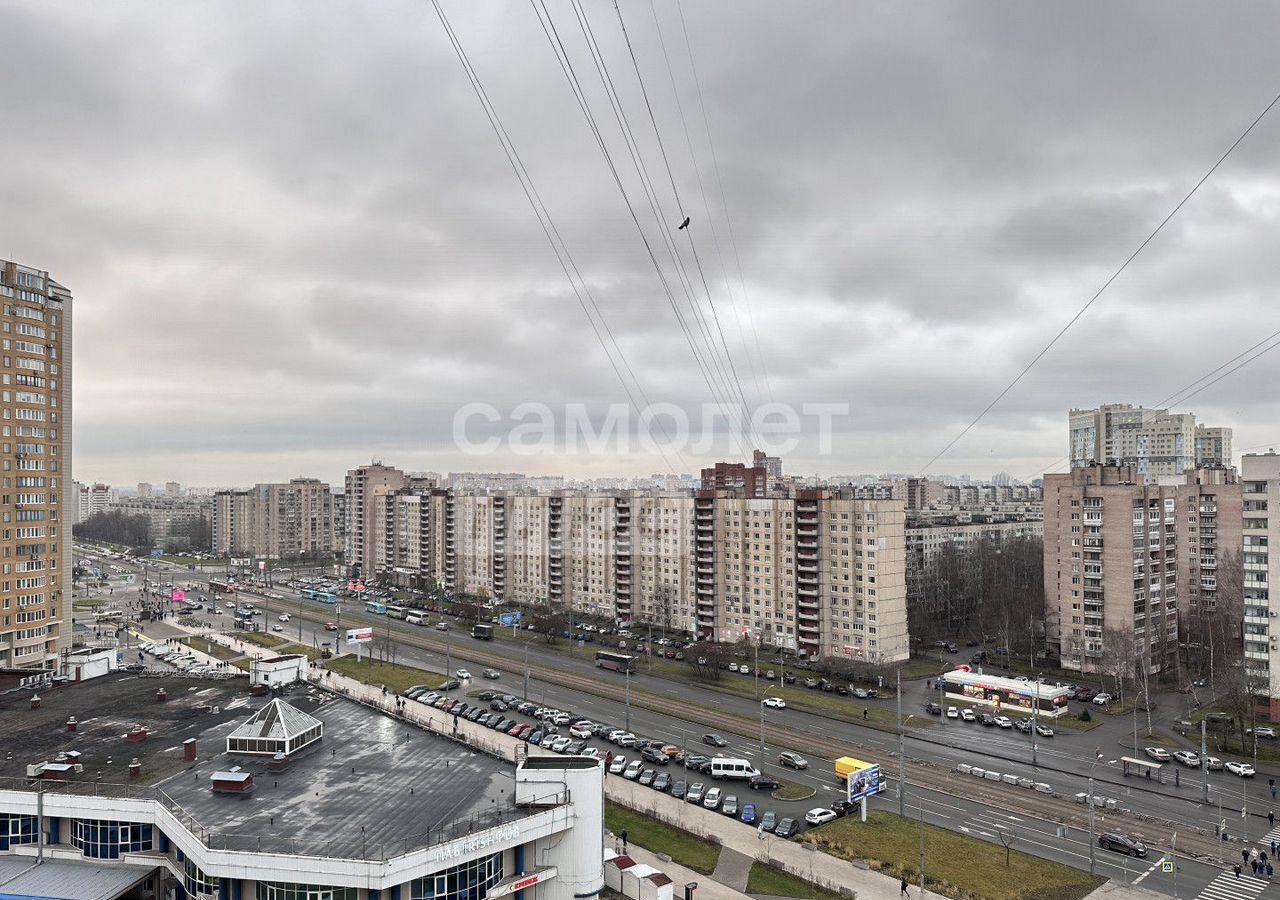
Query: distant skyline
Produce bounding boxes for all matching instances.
[4,2,1280,485]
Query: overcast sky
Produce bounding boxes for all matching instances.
[4,1,1279,487]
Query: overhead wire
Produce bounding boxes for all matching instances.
[671,0,774,405]
[532,0,754,460]
[428,0,685,474]
[918,83,1280,475]
[608,0,765,449]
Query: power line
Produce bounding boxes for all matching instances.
[609,0,764,449]
[919,83,1280,475]
[1154,327,1280,409]
[429,0,684,474]
[533,0,754,460]
[670,0,774,405]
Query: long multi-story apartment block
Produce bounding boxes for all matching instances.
[346,462,909,662]
[0,259,72,669]
[211,478,335,559]
[1069,403,1232,482]
[1242,453,1280,717]
[1043,463,1239,675]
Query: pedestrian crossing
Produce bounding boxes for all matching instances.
[1193,826,1280,900]
[1195,868,1269,900]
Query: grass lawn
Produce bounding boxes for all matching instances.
[603,803,720,875]
[803,810,1104,900]
[179,638,242,663]
[772,780,816,801]
[238,631,289,650]
[322,655,447,694]
[746,863,845,900]
[900,658,945,680]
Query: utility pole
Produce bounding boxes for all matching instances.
[1171,832,1178,900]
[1087,751,1102,876]
[1031,674,1041,767]
[759,701,766,753]
[523,642,530,701]
[897,669,905,815]
[1201,719,1209,803]
[918,797,926,898]
[625,666,632,732]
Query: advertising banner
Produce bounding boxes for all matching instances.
[846,760,884,804]
[170,589,186,603]
[347,627,373,644]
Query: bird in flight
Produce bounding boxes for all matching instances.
[678,216,690,230]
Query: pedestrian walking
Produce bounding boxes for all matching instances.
[1235,864,1242,879]
[1268,862,1274,879]
[1244,849,1251,865]
[1253,860,1260,876]
[863,708,869,720]
[900,877,909,897]
[1271,811,1276,828]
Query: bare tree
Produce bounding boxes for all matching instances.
[995,826,1018,866]
[1101,626,1138,703]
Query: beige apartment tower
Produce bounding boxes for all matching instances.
[1044,464,1239,675]
[1068,403,1232,483]
[212,478,335,559]
[0,259,71,669]
[1242,453,1280,718]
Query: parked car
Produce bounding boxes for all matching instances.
[740,802,757,824]
[1098,832,1147,857]
[760,810,777,833]
[652,771,672,792]
[722,795,739,816]
[749,774,781,790]
[1248,727,1278,740]
[638,768,657,787]
[960,708,976,722]
[925,702,943,715]
[1035,724,1055,737]
[670,780,688,800]
[946,707,959,719]
[993,716,1013,728]
[763,697,786,709]
[1144,747,1171,763]
[979,714,996,727]
[608,756,628,775]
[778,752,808,770]
[1092,693,1113,706]
[831,800,856,817]
[702,787,723,810]
[686,783,706,804]
[1227,761,1256,778]
[805,808,837,826]
[1205,756,1224,771]
[1172,750,1200,767]
[623,761,644,780]
[642,747,668,765]
[774,818,799,838]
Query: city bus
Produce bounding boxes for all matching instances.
[315,591,338,604]
[365,600,388,615]
[301,588,320,600]
[209,580,236,594]
[385,604,408,620]
[594,650,636,673]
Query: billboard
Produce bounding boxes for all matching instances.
[347,627,373,644]
[348,579,366,593]
[170,589,186,603]
[498,611,522,627]
[230,558,252,568]
[846,760,883,804]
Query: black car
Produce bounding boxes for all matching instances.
[831,800,856,817]
[782,672,797,684]
[490,700,508,712]
[749,775,782,790]
[685,755,711,772]
[819,680,834,692]
[477,690,498,702]
[924,702,942,715]
[670,780,688,800]
[979,714,997,727]
[774,817,799,838]
[702,733,729,747]
[1098,832,1147,858]
[652,772,672,792]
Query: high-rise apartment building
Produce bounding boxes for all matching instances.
[212,478,335,559]
[1068,403,1232,482]
[137,482,153,498]
[164,480,181,497]
[1242,453,1280,717]
[351,461,909,661]
[0,259,72,669]
[344,463,409,578]
[1043,464,1239,675]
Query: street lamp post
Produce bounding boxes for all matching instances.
[1088,749,1103,876]
[897,669,905,815]
[625,666,632,733]
[523,642,530,701]
[1032,673,1041,767]
[759,701,766,754]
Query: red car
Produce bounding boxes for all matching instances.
[324,622,338,631]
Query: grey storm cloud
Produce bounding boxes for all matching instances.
[2,0,1280,486]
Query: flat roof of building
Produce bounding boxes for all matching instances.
[0,856,153,900]
[941,669,1071,697]
[0,672,250,784]
[157,691,530,858]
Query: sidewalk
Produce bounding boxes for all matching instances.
[612,839,754,900]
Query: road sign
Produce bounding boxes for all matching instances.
[347,627,373,644]
[1161,861,1174,873]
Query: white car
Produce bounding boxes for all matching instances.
[728,663,739,673]
[608,756,628,775]
[1092,693,1113,706]
[455,669,471,680]
[805,808,838,826]
[946,707,959,719]
[1206,756,1224,771]
[278,614,290,622]
[1035,724,1055,738]
[580,747,601,759]
[1144,747,1171,763]
[702,787,723,810]
[1227,761,1256,778]
[763,697,786,709]
[960,708,976,722]
[1248,727,1278,740]
[570,724,594,739]
[271,624,284,632]
[993,716,1013,728]
[1171,750,1200,767]
[623,760,644,779]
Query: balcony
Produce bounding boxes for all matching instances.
[798,586,817,596]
